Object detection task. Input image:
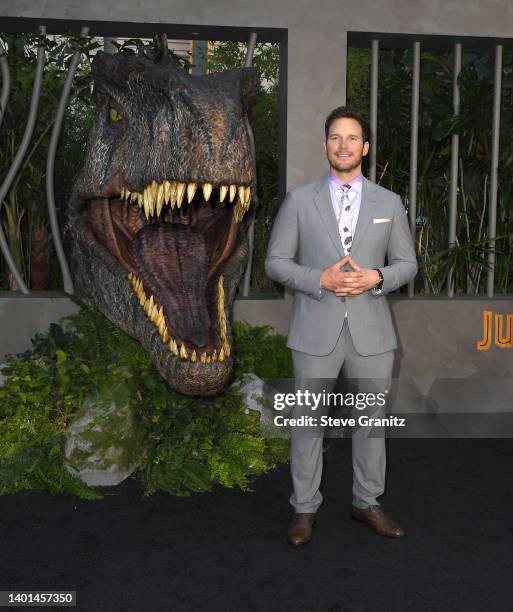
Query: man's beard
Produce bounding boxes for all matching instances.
[328,154,362,174]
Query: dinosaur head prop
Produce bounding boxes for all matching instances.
[67,50,259,395]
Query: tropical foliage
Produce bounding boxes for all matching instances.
[0,32,99,290]
[1,36,511,294]
[347,47,513,294]
[0,306,291,498]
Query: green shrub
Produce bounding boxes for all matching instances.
[0,305,290,498]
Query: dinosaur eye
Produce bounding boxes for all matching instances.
[109,107,123,122]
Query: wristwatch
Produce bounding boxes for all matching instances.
[371,268,384,296]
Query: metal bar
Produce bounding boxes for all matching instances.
[103,37,117,53]
[191,40,209,76]
[408,41,420,297]
[0,39,10,129]
[369,39,379,183]
[447,42,462,297]
[241,32,258,298]
[487,44,502,297]
[244,32,258,68]
[46,26,89,295]
[0,25,47,294]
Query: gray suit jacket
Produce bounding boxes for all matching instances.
[265,175,418,356]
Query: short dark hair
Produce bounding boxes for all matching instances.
[325,106,370,143]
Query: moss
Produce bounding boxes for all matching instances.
[65,384,145,474]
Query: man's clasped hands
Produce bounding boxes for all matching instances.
[320,255,381,297]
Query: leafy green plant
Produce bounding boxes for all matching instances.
[0,305,290,498]
[347,46,513,294]
[0,32,99,291]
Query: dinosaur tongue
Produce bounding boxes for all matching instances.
[132,224,211,348]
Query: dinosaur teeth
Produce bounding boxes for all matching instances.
[233,186,251,222]
[187,182,197,203]
[170,181,177,208]
[143,187,150,219]
[158,318,166,336]
[216,274,231,359]
[176,182,185,208]
[238,185,245,205]
[156,183,165,216]
[151,304,160,325]
[163,180,171,204]
[127,180,249,220]
[149,185,156,217]
[151,180,158,203]
[202,183,212,201]
[128,272,229,365]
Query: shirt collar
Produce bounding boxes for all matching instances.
[328,172,363,195]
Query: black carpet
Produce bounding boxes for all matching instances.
[1,439,513,612]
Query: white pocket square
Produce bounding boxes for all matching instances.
[373,218,392,224]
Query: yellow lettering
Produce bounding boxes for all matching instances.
[494,314,513,348]
[476,310,493,351]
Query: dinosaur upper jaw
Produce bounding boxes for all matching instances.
[83,178,251,366]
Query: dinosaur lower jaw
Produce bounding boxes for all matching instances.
[85,182,251,363]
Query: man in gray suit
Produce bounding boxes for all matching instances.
[265,106,417,546]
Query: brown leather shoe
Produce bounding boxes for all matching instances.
[351,505,405,538]
[287,512,316,546]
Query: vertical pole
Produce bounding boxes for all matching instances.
[447,43,462,297]
[408,41,420,297]
[46,26,90,295]
[191,40,208,75]
[369,39,379,183]
[0,39,10,128]
[0,25,47,294]
[103,37,117,54]
[487,44,502,297]
[241,32,258,298]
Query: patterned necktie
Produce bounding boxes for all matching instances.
[338,183,353,255]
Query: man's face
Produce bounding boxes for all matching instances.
[324,117,369,175]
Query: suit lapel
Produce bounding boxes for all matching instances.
[350,177,375,256]
[313,177,344,258]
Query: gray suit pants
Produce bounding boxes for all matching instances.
[290,318,394,513]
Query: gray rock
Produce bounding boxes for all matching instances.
[0,364,7,387]
[232,373,291,439]
[64,381,144,486]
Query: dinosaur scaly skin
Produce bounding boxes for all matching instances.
[66,51,258,395]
